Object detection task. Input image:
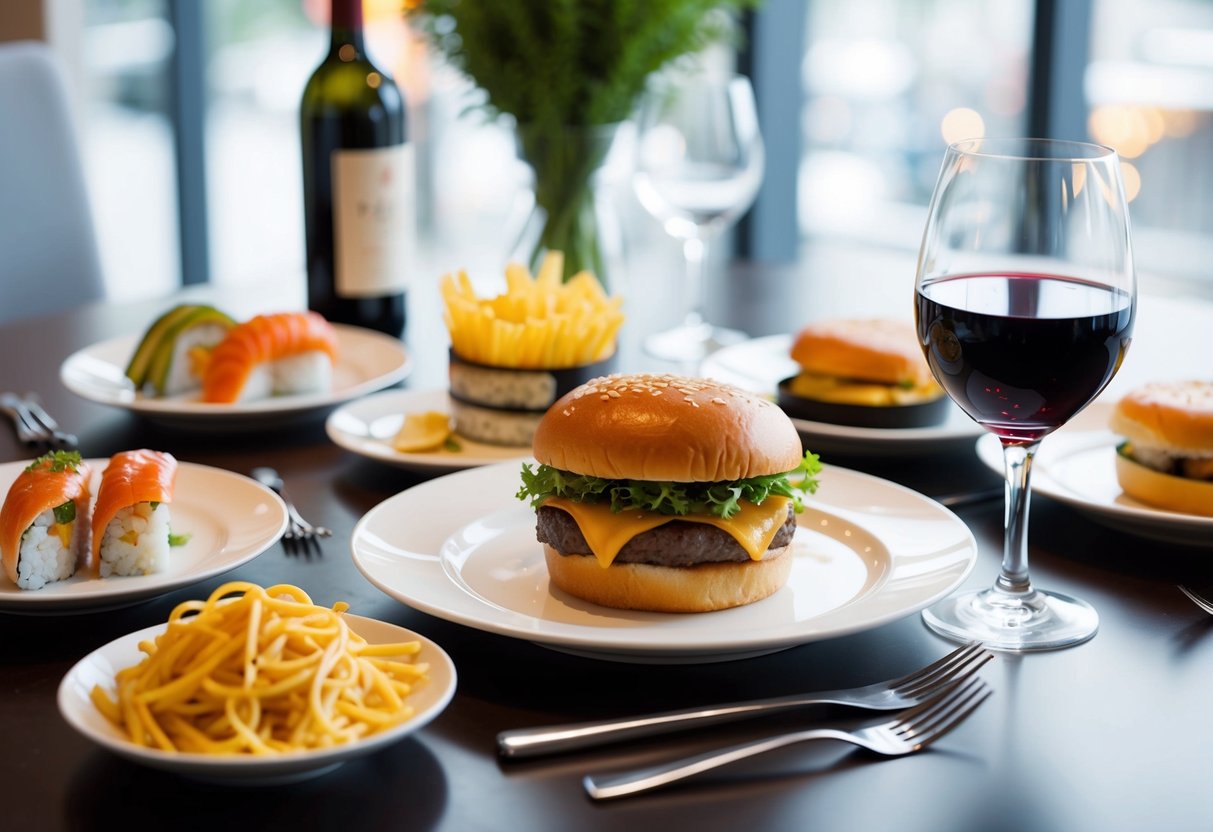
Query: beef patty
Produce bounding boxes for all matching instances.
[535,503,797,567]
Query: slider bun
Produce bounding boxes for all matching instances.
[790,319,934,387]
[1109,380,1213,456]
[532,373,803,482]
[543,544,792,613]
[1114,453,1213,517]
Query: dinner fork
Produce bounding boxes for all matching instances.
[0,393,76,450]
[583,675,992,800]
[251,466,333,542]
[496,640,992,759]
[1178,584,1213,616]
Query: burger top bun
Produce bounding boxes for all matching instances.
[1109,380,1213,456]
[532,373,803,482]
[790,319,934,387]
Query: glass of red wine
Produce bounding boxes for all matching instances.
[915,138,1136,651]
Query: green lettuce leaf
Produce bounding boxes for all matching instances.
[516,451,822,519]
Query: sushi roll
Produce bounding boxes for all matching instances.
[125,304,237,397]
[0,451,92,590]
[201,311,339,404]
[91,449,178,578]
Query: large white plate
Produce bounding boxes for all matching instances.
[350,460,977,663]
[326,389,531,474]
[699,334,983,457]
[0,459,288,613]
[60,324,412,430]
[976,404,1213,548]
[58,615,456,785]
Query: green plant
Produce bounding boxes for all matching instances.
[415,0,759,282]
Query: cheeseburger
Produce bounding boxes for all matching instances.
[779,318,947,428]
[516,373,821,613]
[1109,380,1213,517]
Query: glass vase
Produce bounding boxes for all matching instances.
[512,122,623,287]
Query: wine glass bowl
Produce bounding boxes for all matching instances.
[915,137,1136,651]
[633,72,765,364]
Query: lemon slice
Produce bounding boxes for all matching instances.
[392,411,453,452]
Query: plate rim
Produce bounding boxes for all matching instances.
[56,613,457,780]
[0,459,288,612]
[59,323,412,420]
[325,388,532,473]
[975,430,1213,536]
[350,460,978,660]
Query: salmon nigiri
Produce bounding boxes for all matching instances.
[1,451,92,590]
[201,311,339,404]
[91,449,178,578]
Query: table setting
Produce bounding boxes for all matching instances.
[3,5,1213,832]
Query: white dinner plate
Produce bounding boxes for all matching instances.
[60,324,412,431]
[58,615,456,785]
[0,459,288,613]
[699,334,983,457]
[350,460,977,663]
[326,389,531,474]
[975,403,1213,548]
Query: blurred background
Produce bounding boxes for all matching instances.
[6,0,1212,308]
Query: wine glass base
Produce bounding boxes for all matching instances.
[922,586,1098,652]
[643,322,748,365]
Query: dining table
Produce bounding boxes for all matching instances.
[2,262,1213,832]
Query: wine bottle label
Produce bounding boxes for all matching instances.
[332,143,414,298]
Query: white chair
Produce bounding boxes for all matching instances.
[0,40,104,324]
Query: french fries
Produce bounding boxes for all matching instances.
[441,252,624,369]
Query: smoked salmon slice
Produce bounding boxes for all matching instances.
[90,449,178,577]
[1,451,92,586]
[200,311,338,404]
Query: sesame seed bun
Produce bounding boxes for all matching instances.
[531,373,804,482]
[1109,380,1213,457]
[790,319,935,387]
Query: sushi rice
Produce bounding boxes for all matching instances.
[16,505,86,590]
[98,502,170,578]
[161,322,231,397]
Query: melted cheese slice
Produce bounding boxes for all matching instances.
[789,373,940,406]
[542,495,792,568]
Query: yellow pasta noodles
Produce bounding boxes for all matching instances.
[90,581,429,755]
[441,251,625,369]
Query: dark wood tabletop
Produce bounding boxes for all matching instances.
[2,271,1212,832]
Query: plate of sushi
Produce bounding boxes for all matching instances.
[59,305,413,430]
[0,449,288,613]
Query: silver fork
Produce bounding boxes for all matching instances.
[251,466,333,542]
[583,676,992,800]
[496,640,992,758]
[1178,584,1213,615]
[21,393,77,450]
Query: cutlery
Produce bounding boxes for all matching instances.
[497,640,992,759]
[583,676,992,800]
[0,393,76,449]
[251,466,333,542]
[21,393,78,449]
[1178,584,1213,615]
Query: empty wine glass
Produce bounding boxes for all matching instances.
[915,138,1136,651]
[633,71,764,364]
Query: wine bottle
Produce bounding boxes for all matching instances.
[301,0,412,337]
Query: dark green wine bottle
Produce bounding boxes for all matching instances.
[301,0,411,338]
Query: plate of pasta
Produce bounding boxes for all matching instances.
[57,582,457,785]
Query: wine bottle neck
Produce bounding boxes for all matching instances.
[329,0,366,53]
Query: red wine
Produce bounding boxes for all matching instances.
[917,272,1133,443]
[301,0,412,337]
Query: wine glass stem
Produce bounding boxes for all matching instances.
[681,235,707,329]
[997,440,1040,597]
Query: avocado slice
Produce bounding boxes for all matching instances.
[144,306,237,396]
[126,304,218,388]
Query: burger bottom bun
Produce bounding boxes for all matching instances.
[543,544,793,613]
[1115,454,1213,517]
[777,378,949,428]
